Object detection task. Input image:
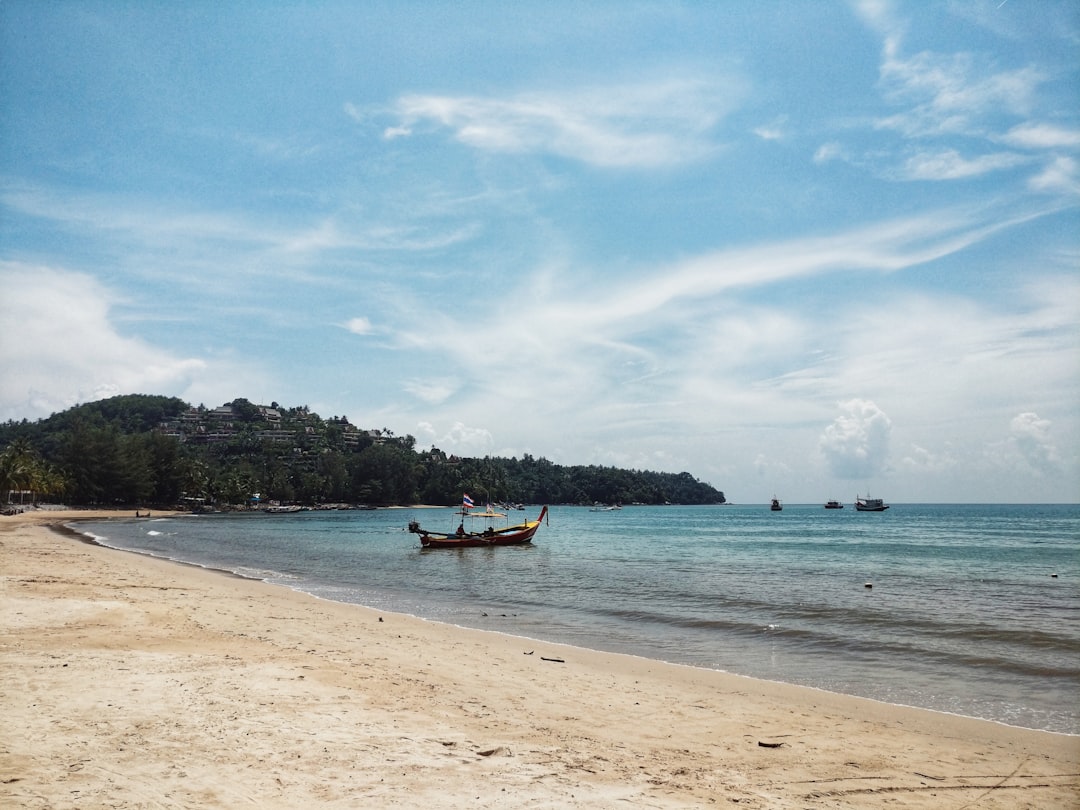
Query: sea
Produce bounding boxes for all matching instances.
[72,503,1080,736]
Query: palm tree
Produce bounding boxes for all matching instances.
[0,438,37,505]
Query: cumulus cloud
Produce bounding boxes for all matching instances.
[0,263,207,421]
[819,399,893,479]
[1008,412,1060,474]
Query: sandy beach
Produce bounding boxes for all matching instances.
[2,511,1077,808]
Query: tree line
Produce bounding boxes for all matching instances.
[0,394,725,508]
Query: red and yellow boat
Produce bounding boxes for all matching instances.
[409,504,548,549]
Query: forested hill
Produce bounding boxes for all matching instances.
[0,394,726,508]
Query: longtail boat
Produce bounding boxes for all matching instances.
[409,503,548,549]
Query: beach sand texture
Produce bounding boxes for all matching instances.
[3,511,1078,808]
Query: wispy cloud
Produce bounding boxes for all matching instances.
[813,142,846,164]
[343,317,375,336]
[848,0,1063,193]
[403,378,458,405]
[0,182,481,285]
[1028,156,1080,194]
[371,75,745,168]
[875,52,1042,138]
[384,203,1067,412]
[897,148,1028,180]
[753,116,788,142]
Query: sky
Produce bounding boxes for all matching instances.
[1,1,1078,504]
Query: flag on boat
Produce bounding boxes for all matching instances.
[462,493,475,508]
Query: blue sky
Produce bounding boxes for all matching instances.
[2,0,1077,503]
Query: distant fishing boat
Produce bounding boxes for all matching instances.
[855,495,889,512]
[824,500,844,509]
[771,497,782,511]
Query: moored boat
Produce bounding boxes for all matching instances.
[824,500,844,509]
[770,497,782,511]
[264,504,305,513]
[855,495,889,511]
[409,497,548,548]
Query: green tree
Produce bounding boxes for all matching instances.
[1,438,38,504]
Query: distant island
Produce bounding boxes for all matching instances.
[0,394,725,510]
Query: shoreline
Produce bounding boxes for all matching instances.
[3,511,1078,807]
[50,516,1079,739]
[58,506,1079,737]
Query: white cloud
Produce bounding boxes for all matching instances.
[0,184,479,287]
[0,262,208,421]
[898,148,1027,180]
[753,453,791,479]
[1008,412,1061,475]
[900,444,956,474]
[344,316,375,335]
[381,75,744,168]
[403,378,458,405]
[819,399,893,479]
[1000,123,1080,150]
[378,207,1074,457]
[853,0,1057,191]
[416,420,494,456]
[813,142,845,164]
[851,0,902,37]
[384,245,1075,497]
[753,116,787,141]
[876,49,1042,138]
[1028,156,1080,195]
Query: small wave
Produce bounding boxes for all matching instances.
[236,567,299,583]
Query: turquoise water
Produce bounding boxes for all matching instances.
[75,503,1080,734]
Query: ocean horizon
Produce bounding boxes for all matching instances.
[74,502,1080,736]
